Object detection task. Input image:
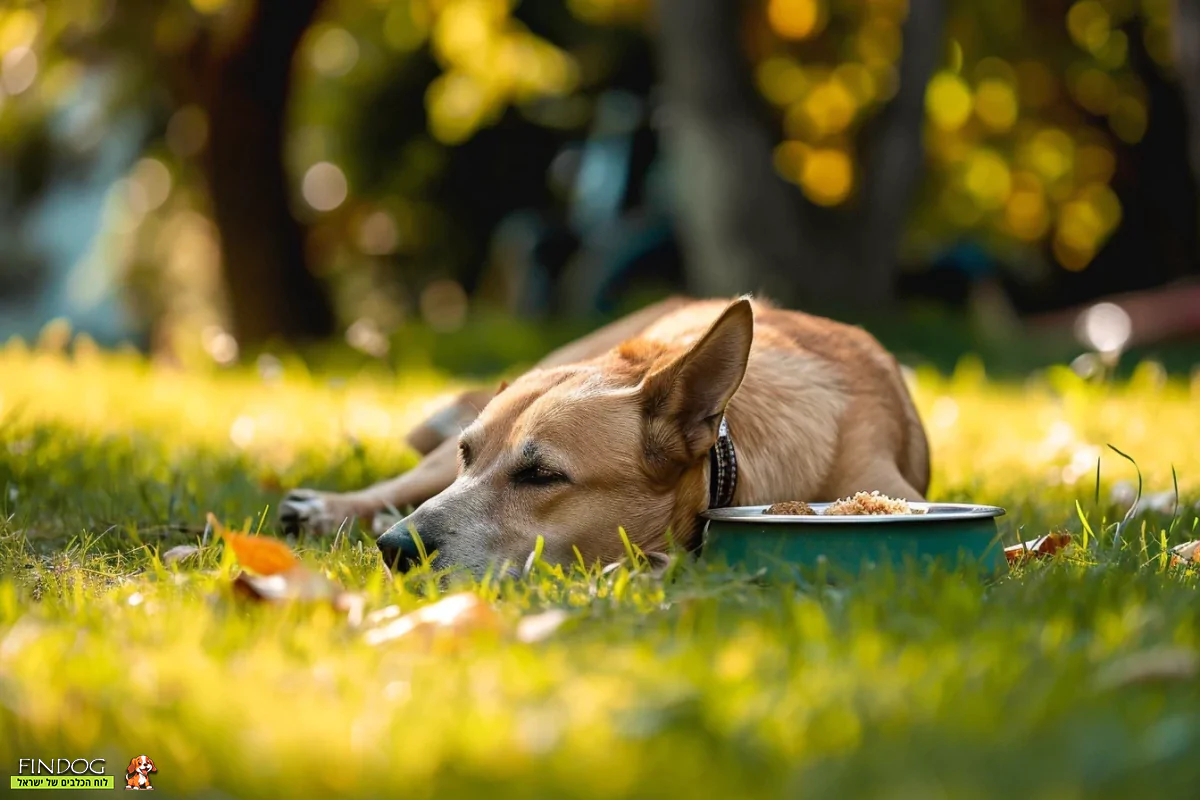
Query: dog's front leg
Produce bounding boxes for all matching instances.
[279,437,460,535]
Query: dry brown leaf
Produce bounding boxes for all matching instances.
[363,593,502,647]
[209,512,298,575]
[161,545,201,566]
[1005,532,1073,565]
[1168,539,1200,568]
[209,513,364,622]
[231,565,366,622]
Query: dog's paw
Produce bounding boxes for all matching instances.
[279,489,340,534]
[372,510,404,538]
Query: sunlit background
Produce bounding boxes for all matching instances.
[0,0,1197,372]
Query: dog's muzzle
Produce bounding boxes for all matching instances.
[376,510,448,572]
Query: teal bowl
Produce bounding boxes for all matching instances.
[700,502,1008,579]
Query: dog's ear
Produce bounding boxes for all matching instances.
[640,297,753,457]
[125,759,138,776]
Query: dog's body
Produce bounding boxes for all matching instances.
[280,296,929,575]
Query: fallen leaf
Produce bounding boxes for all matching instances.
[161,545,201,566]
[1094,646,1200,690]
[1168,539,1200,568]
[233,565,339,603]
[231,565,366,621]
[209,513,364,622]
[516,609,570,643]
[209,512,297,575]
[1005,532,1073,565]
[363,593,501,647]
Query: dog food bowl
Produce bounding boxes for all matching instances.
[700,502,1007,579]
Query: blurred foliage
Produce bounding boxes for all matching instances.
[751,0,1170,277]
[0,0,1192,354]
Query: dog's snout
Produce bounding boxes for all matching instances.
[376,512,446,571]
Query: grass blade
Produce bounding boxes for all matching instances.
[1107,444,1141,546]
[1075,499,1093,550]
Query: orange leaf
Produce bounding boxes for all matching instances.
[209,512,298,575]
[1005,532,1073,566]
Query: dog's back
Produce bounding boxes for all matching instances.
[629,298,930,502]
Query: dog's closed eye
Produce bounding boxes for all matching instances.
[513,463,569,486]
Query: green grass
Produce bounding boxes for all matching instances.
[2,336,1200,799]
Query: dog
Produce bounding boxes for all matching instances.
[124,755,156,790]
[279,296,930,576]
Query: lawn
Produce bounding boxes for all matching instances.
[2,335,1200,799]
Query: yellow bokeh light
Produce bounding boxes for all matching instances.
[1109,95,1147,143]
[432,0,505,66]
[940,186,983,227]
[1005,188,1050,241]
[1053,236,1094,272]
[1067,1,1111,54]
[1004,173,1049,241]
[767,0,825,41]
[1076,145,1116,184]
[1016,60,1056,109]
[834,63,876,104]
[856,19,901,67]
[1071,68,1116,115]
[1054,183,1121,271]
[189,0,228,14]
[0,9,40,52]
[1025,128,1075,183]
[948,40,964,74]
[567,0,648,25]
[426,71,490,144]
[802,79,858,137]
[1096,29,1129,69]
[800,148,853,206]
[1079,182,1122,231]
[926,72,973,131]
[962,150,1012,210]
[974,57,1017,85]
[756,57,808,107]
[974,79,1018,132]
[773,141,809,183]
[385,3,432,52]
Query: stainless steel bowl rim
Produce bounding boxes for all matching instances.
[702,502,1006,524]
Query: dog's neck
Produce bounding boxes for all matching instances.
[706,415,737,509]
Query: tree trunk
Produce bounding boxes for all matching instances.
[653,0,811,303]
[1172,0,1200,258]
[653,0,944,314]
[202,0,335,349]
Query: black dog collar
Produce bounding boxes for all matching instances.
[707,416,738,509]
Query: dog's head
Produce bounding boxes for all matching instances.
[378,298,753,576]
[126,755,155,776]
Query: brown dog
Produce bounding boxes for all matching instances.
[279,296,929,575]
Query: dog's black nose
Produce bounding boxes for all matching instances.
[376,521,428,571]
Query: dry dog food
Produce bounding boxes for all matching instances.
[764,501,816,516]
[763,491,924,516]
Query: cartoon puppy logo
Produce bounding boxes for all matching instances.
[124,755,156,790]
